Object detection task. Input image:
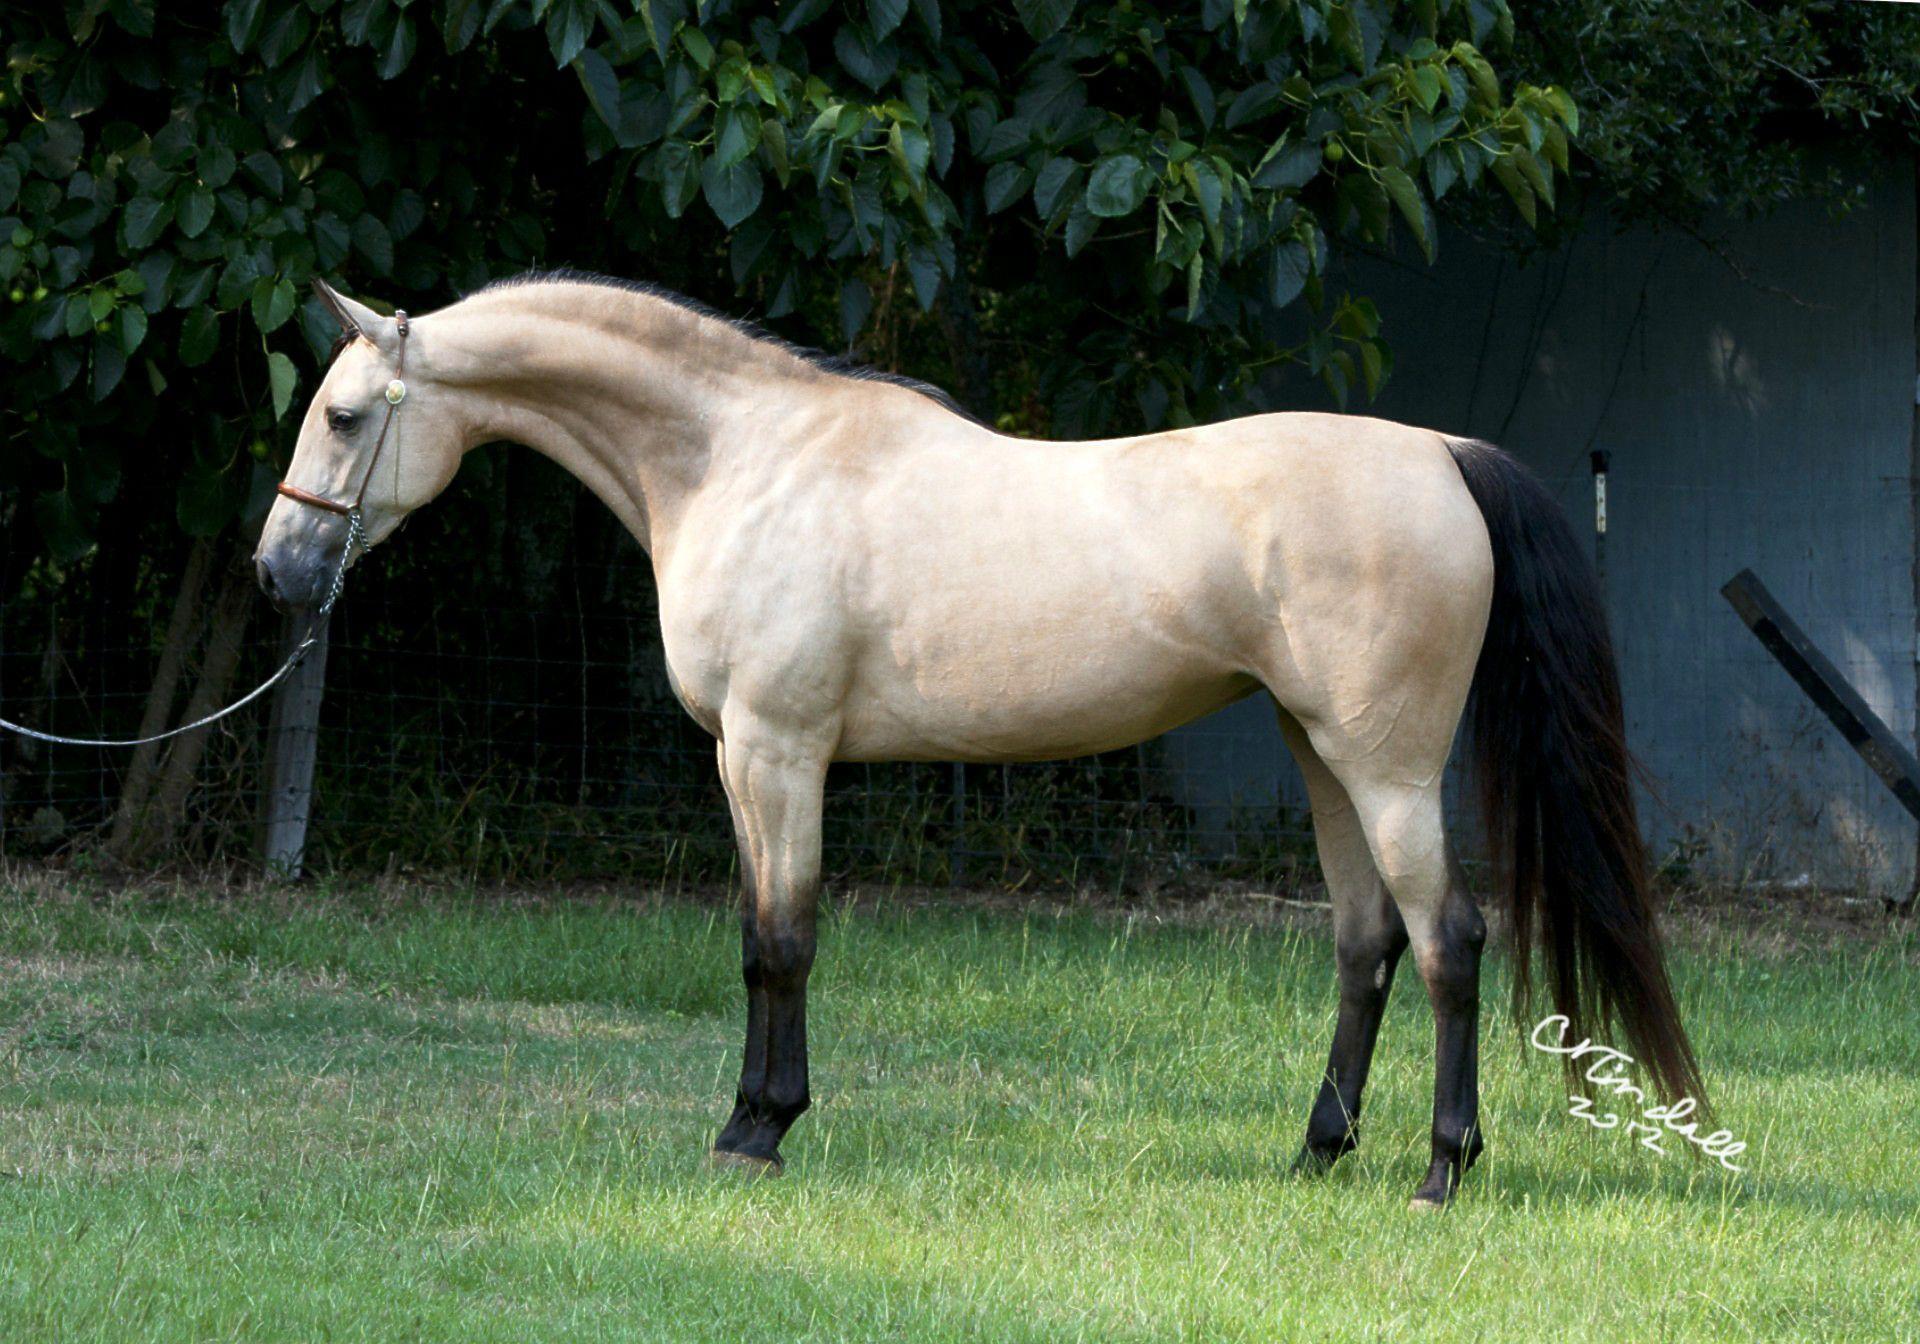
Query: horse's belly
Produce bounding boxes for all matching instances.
[833,642,1261,763]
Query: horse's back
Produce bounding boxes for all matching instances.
[816,407,1492,761]
[659,395,1492,763]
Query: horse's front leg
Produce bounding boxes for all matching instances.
[709,724,829,1175]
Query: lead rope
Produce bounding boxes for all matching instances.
[0,509,366,750]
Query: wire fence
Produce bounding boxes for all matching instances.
[6,444,1916,898]
[0,453,1317,892]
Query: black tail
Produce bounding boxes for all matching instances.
[1445,438,1704,1107]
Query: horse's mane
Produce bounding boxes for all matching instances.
[470,268,981,423]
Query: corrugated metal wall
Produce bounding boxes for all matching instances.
[1166,167,1918,891]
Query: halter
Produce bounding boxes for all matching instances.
[276,309,411,519]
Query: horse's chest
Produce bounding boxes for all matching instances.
[657,609,728,738]
[654,575,842,738]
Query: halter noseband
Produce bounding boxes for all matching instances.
[275,308,411,519]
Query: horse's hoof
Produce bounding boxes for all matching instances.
[1406,1194,1449,1212]
[708,1148,784,1178]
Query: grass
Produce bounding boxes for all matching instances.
[0,876,1915,1342]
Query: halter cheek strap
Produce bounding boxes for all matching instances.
[275,308,411,521]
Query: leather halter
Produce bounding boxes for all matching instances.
[276,309,411,518]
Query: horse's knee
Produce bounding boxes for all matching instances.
[1335,925,1407,1003]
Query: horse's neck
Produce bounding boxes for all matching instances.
[445,288,811,554]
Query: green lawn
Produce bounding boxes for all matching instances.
[0,876,1915,1342]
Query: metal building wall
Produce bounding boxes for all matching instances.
[1165,168,1918,891]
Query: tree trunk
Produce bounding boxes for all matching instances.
[106,539,214,860]
[120,551,255,862]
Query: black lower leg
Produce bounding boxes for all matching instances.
[713,920,815,1167]
[1411,905,1486,1207]
[714,916,769,1154]
[1296,926,1408,1171]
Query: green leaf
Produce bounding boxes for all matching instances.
[92,335,127,400]
[984,162,1031,214]
[199,145,237,189]
[1379,165,1431,261]
[833,24,896,90]
[1032,157,1077,219]
[681,28,715,70]
[378,15,418,78]
[1490,157,1536,227]
[177,188,216,238]
[268,350,299,420]
[713,104,762,169]
[1185,160,1223,232]
[659,141,702,218]
[1013,0,1076,40]
[120,196,172,250]
[1084,154,1148,218]
[35,489,95,562]
[227,0,266,52]
[64,295,93,339]
[868,0,910,38]
[1268,240,1310,308]
[573,49,622,133]
[179,308,221,366]
[116,306,148,355]
[1410,65,1443,114]
[1064,198,1098,256]
[252,277,297,333]
[838,277,872,343]
[242,151,285,197]
[544,0,594,67]
[352,214,395,275]
[1512,148,1553,209]
[1178,65,1216,130]
[701,157,763,229]
[1254,138,1321,190]
[905,244,942,310]
[1543,85,1579,135]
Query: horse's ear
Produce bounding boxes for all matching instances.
[312,279,401,353]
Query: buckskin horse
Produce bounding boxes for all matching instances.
[255,274,1702,1208]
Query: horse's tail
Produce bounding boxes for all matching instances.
[1445,436,1704,1107]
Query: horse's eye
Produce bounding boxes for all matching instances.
[327,408,358,433]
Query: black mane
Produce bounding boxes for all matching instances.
[471,268,979,423]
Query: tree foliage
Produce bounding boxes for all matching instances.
[1512,0,1920,225]
[1,0,1573,562]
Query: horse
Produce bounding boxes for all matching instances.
[255,272,1703,1208]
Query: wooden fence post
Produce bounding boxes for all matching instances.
[257,610,329,878]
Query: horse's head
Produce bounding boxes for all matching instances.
[253,281,470,609]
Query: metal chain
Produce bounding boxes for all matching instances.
[0,509,366,750]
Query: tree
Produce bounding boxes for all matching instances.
[1,0,1570,565]
[1510,0,1920,227]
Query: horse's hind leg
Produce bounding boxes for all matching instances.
[1332,768,1486,1209]
[1277,708,1409,1174]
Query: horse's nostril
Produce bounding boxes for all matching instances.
[255,558,282,605]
